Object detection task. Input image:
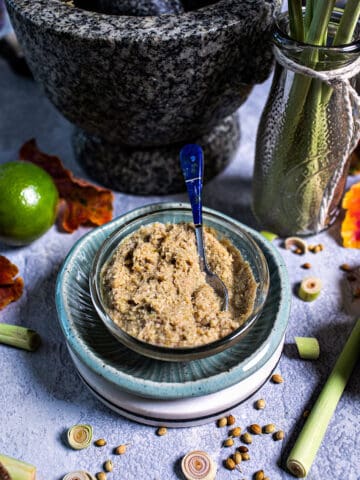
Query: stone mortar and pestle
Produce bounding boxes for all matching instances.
[6,0,281,194]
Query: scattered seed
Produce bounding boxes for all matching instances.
[271,373,284,384]
[302,410,310,418]
[227,414,236,426]
[284,237,307,254]
[230,426,242,437]
[263,424,276,434]
[254,399,266,410]
[238,446,249,453]
[233,452,242,465]
[224,457,236,471]
[94,438,107,447]
[114,444,127,455]
[308,244,316,252]
[249,424,262,435]
[103,460,113,473]
[217,417,227,428]
[96,473,106,480]
[340,263,352,272]
[301,262,311,269]
[273,430,285,441]
[255,470,265,480]
[223,437,234,447]
[156,427,167,436]
[241,452,250,461]
[241,433,252,444]
[313,245,322,253]
[264,477,270,480]
[318,244,324,251]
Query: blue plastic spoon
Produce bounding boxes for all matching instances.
[180,144,229,311]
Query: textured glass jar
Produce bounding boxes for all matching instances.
[253,11,360,237]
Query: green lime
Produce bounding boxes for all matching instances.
[0,161,59,246]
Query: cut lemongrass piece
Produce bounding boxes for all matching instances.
[298,277,322,302]
[285,237,308,254]
[295,337,320,360]
[0,454,36,480]
[0,324,41,351]
[67,424,93,450]
[260,231,278,242]
[287,319,360,478]
[63,472,96,480]
[181,451,217,480]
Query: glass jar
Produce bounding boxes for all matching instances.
[253,10,360,237]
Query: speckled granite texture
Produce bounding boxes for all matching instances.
[1,58,360,480]
[73,113,240,194]
[5,0,280,193]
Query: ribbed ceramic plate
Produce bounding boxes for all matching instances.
[56,203,290,400]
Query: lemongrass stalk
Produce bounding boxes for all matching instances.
[0,454,36,480]
[287,318,360,478]
[303,0,313,33]
[289,0,304,42]
[321,1,360,104]
[294,337,320,360]
[0,324,41,351]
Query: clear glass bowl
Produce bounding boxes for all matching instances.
[89,203,269,361]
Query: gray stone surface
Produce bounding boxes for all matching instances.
[5,0,279,194]
[73,113,240,194]
[1,57,360,480]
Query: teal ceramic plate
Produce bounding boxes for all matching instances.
[56,203,290,400]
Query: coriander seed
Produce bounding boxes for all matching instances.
[156,427,167,436]
[241,452,250,461]
[255,470,265,480]
[223,437,234,447]
[301,262,311,269]
[271,373,284,384]
[263,424,276,434]
[340,263,352,272]
[103,460,113,473]
[254,399,266,410]
[114,444,127,455]
[230,426,241,437]
[233,452,242,465]
[217,417,227,428]
[227,414,236,426]
[96,473,106,480]
[94,438,107,447]
[249,424,262,435]
[273,430,285,441]
[224,457,236,471]
[241,433,252,444]
[238,446,248,453]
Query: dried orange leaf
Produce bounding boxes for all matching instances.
[19,139,114,233]
[341,183,360,249]
[0,255,24,310]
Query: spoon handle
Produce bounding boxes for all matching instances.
[179,144,204,227]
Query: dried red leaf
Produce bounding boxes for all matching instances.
[19,139,114,233]
[0,255,24,310]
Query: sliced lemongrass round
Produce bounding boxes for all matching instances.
[285,237,308,254]
[181,451,216,480]
[298,277,322,302]
[295,337,320,360]
[62,471,96,480]
[67,424,93,450]
[260,231,278,241]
